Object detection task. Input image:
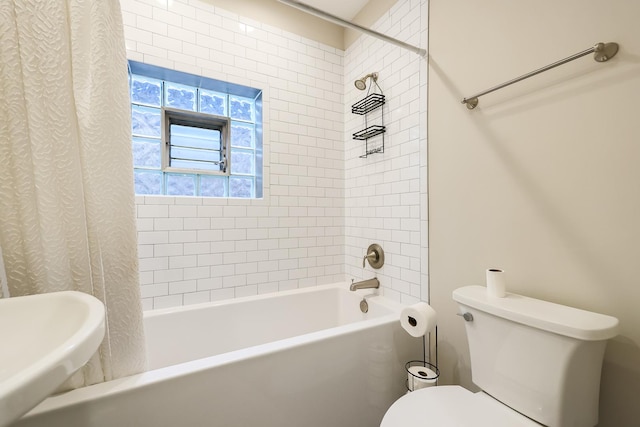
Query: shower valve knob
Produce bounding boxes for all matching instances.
[362,244,384,269]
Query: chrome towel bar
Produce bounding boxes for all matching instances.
[461,42,619,110]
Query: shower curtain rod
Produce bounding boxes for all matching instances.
[461,42,619,110]
[277,0,427,58]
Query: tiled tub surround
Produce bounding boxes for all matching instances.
[136,195,344,309]
[121,0,345,309]
[124,0,429,308]
[344,0,429,305]
[18,283,421,427]
[122,0,346,308]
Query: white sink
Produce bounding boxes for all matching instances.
[0,291,105,427]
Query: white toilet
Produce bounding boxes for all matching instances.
[382,286,619,427]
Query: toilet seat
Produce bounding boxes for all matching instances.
[381,386,542,427]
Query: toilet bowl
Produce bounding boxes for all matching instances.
[381,386,541,427]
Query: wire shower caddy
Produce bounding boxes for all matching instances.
[351,80,385,158]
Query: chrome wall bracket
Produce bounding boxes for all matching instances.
[593,42,619,62]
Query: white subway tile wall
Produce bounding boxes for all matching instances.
[123,0,428,309]
[124,0,345,309]
[344,0,428,305]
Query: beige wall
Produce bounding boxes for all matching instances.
[428,0,640,425]
[344,0,398,47]
[201,0,344,49]
[203,0,397,51]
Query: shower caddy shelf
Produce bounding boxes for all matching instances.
[352,92,385,158]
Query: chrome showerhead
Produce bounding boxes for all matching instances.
[354,72,378,91]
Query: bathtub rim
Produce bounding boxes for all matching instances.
[23,281,412,419]
[143,280,401,319]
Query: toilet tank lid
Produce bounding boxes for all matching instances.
[453,286,619,341]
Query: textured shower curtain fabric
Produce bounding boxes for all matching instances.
[0,1,146,387]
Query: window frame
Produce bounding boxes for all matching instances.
[161,107,230,176]
[129,60,264,199]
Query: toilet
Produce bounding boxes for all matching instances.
[382,286,619,427]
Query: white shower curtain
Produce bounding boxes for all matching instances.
[0,1,146,387]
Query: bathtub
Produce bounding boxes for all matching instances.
[16,283,421,427]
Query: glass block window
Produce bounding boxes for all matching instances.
[129,62,262,198]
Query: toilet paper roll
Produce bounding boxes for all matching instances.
[486,268,506,298]
[400,302,437,337]
[407,366,438,391]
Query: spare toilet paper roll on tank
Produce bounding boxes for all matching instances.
[400,302,437,337]
[486,268,507,298]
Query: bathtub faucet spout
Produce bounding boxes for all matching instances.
[350,277,380,291]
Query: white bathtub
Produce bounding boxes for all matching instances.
[16,283,421,427]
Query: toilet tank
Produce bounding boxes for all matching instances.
[453,286,619,427]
